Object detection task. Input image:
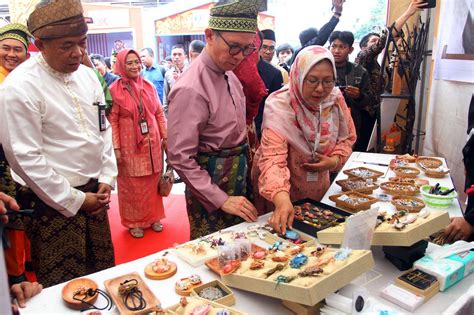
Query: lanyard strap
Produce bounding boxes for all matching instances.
[125,83,145,118]
[307,109,321,162]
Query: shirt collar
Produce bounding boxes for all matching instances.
[200,48,225,74]
[36,53,73,82]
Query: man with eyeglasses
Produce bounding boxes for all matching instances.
[255,30,284,140]
[167,0,265,240]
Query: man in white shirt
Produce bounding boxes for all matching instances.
[0,0,117,287]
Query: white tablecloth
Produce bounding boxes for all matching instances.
[21,152,471,314]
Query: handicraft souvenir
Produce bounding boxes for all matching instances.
[343,167,384,180]
[145,254,178,280]
[396,154,417,163]
[380,181,420,196]
[166,296,244,315]
[292,199,350,235]
[391,196,426,212]
[329,192,379,212]
[104,272,160,315]
[192,279,236,306]
[219,244,374,306]
[335,178,379,194]
[393,166,420,178]
[175,275,203,296]
[62,278,113,312]
[416,156,443,169]
[389,158,410,169]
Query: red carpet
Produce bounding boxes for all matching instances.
[108,194,190,265]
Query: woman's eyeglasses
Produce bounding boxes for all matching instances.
[216,31,257,56]
[304,78,335,89]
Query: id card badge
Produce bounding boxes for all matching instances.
[139,118,149,135]
[97,103,106,131]
[306,172,319,182]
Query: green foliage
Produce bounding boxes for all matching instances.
[353,0,388,40]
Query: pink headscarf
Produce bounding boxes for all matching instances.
[110,49,159,146]
[262,45,350,159]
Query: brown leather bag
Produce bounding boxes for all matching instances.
[158,158,174,197]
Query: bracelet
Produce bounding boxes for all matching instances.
[330,156,340,171]
[118,279,147,311]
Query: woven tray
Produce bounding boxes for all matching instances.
[391,196,426,212]
[380,182,420,196]
[343,167,384,180]
[396,154,417,163]
[416,156,443,169]
[328,191,379,212]
[389,159,410,170]
[424,168,449,178]
[393,166,420,178]
[335,178,379,194]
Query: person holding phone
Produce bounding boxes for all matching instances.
[329,31,370,152]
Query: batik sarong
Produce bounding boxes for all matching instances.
[186,143,249,239]
[21,179,115,288]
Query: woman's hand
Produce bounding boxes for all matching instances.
[162,139,168,153]
[114,149,122,163]
[301,154,338,173]
[269,191,294,235]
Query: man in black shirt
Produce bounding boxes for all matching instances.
[329,30,370,151]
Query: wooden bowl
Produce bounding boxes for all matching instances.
[61,278,98,310]
[424,168,449,178]
[416,156,443,169]
[144,260,177,280]
[393,166,420,178]
[391,196,426,212]
[380,182,420,196]
[396,154,417,163]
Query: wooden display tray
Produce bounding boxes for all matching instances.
[335,178,379,194]
[264,230,315,247]
[391,196,426,212]
[328,192,379,212]
[175,276,203,296]
[380,181,420,196]
[393,166,420,178]
[104,272,160,315]
[191,279,236,306]
[205,244,266,275]
[61,278,98,310]
[292,198,351,236]
[165,296,246,315]
[144,260,177,280]
[221,247,374,306]
[388,177,429,187]
[317,210,450,246]
[416,156,443,169]
[343,167,384,180]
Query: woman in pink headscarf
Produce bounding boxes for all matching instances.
[109,49,167,238]
[252,45,356,234]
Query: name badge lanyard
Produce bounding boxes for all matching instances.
[306,109,322,163]
[126,83,149,135]
[94,102,107,132]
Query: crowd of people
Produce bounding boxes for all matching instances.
[0,0,473,312]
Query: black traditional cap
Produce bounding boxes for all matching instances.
[261,29,275,41]
[209,0,267,33]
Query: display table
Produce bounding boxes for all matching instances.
[21,152,471,314]
[321,152,464,218]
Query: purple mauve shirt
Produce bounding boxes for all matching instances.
[167,49,247,211]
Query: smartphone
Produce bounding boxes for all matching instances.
[421,0,436,8]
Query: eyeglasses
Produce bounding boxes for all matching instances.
[125,60,140,66]
[216,31,257,56]
[261,44,275,52]
[304,78,335,89]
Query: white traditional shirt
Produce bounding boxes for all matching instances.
[0,53,117,217]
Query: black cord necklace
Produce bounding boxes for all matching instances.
[118,279,147,311]
[72,287,113,312]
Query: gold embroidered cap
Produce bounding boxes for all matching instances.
[27,0,88,39]
[0,23,32,50]
[209,0,267,33]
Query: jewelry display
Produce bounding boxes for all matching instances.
[343,167,384,180]
[249,260,265,270]
[334,248,352,261]
[175,274,203,296]
[252,250,267,260]
[271,250,289,262]
[71,286,113,312]
[290,253,308,268]
[264,263,286,278]
[198,286,225,301]
[118,279,147,311]
[189,303,212,315]
[310,245,327,257]
[298,265,323,277]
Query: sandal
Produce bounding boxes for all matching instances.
[151,221,163,232]
[129,228,144,238]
